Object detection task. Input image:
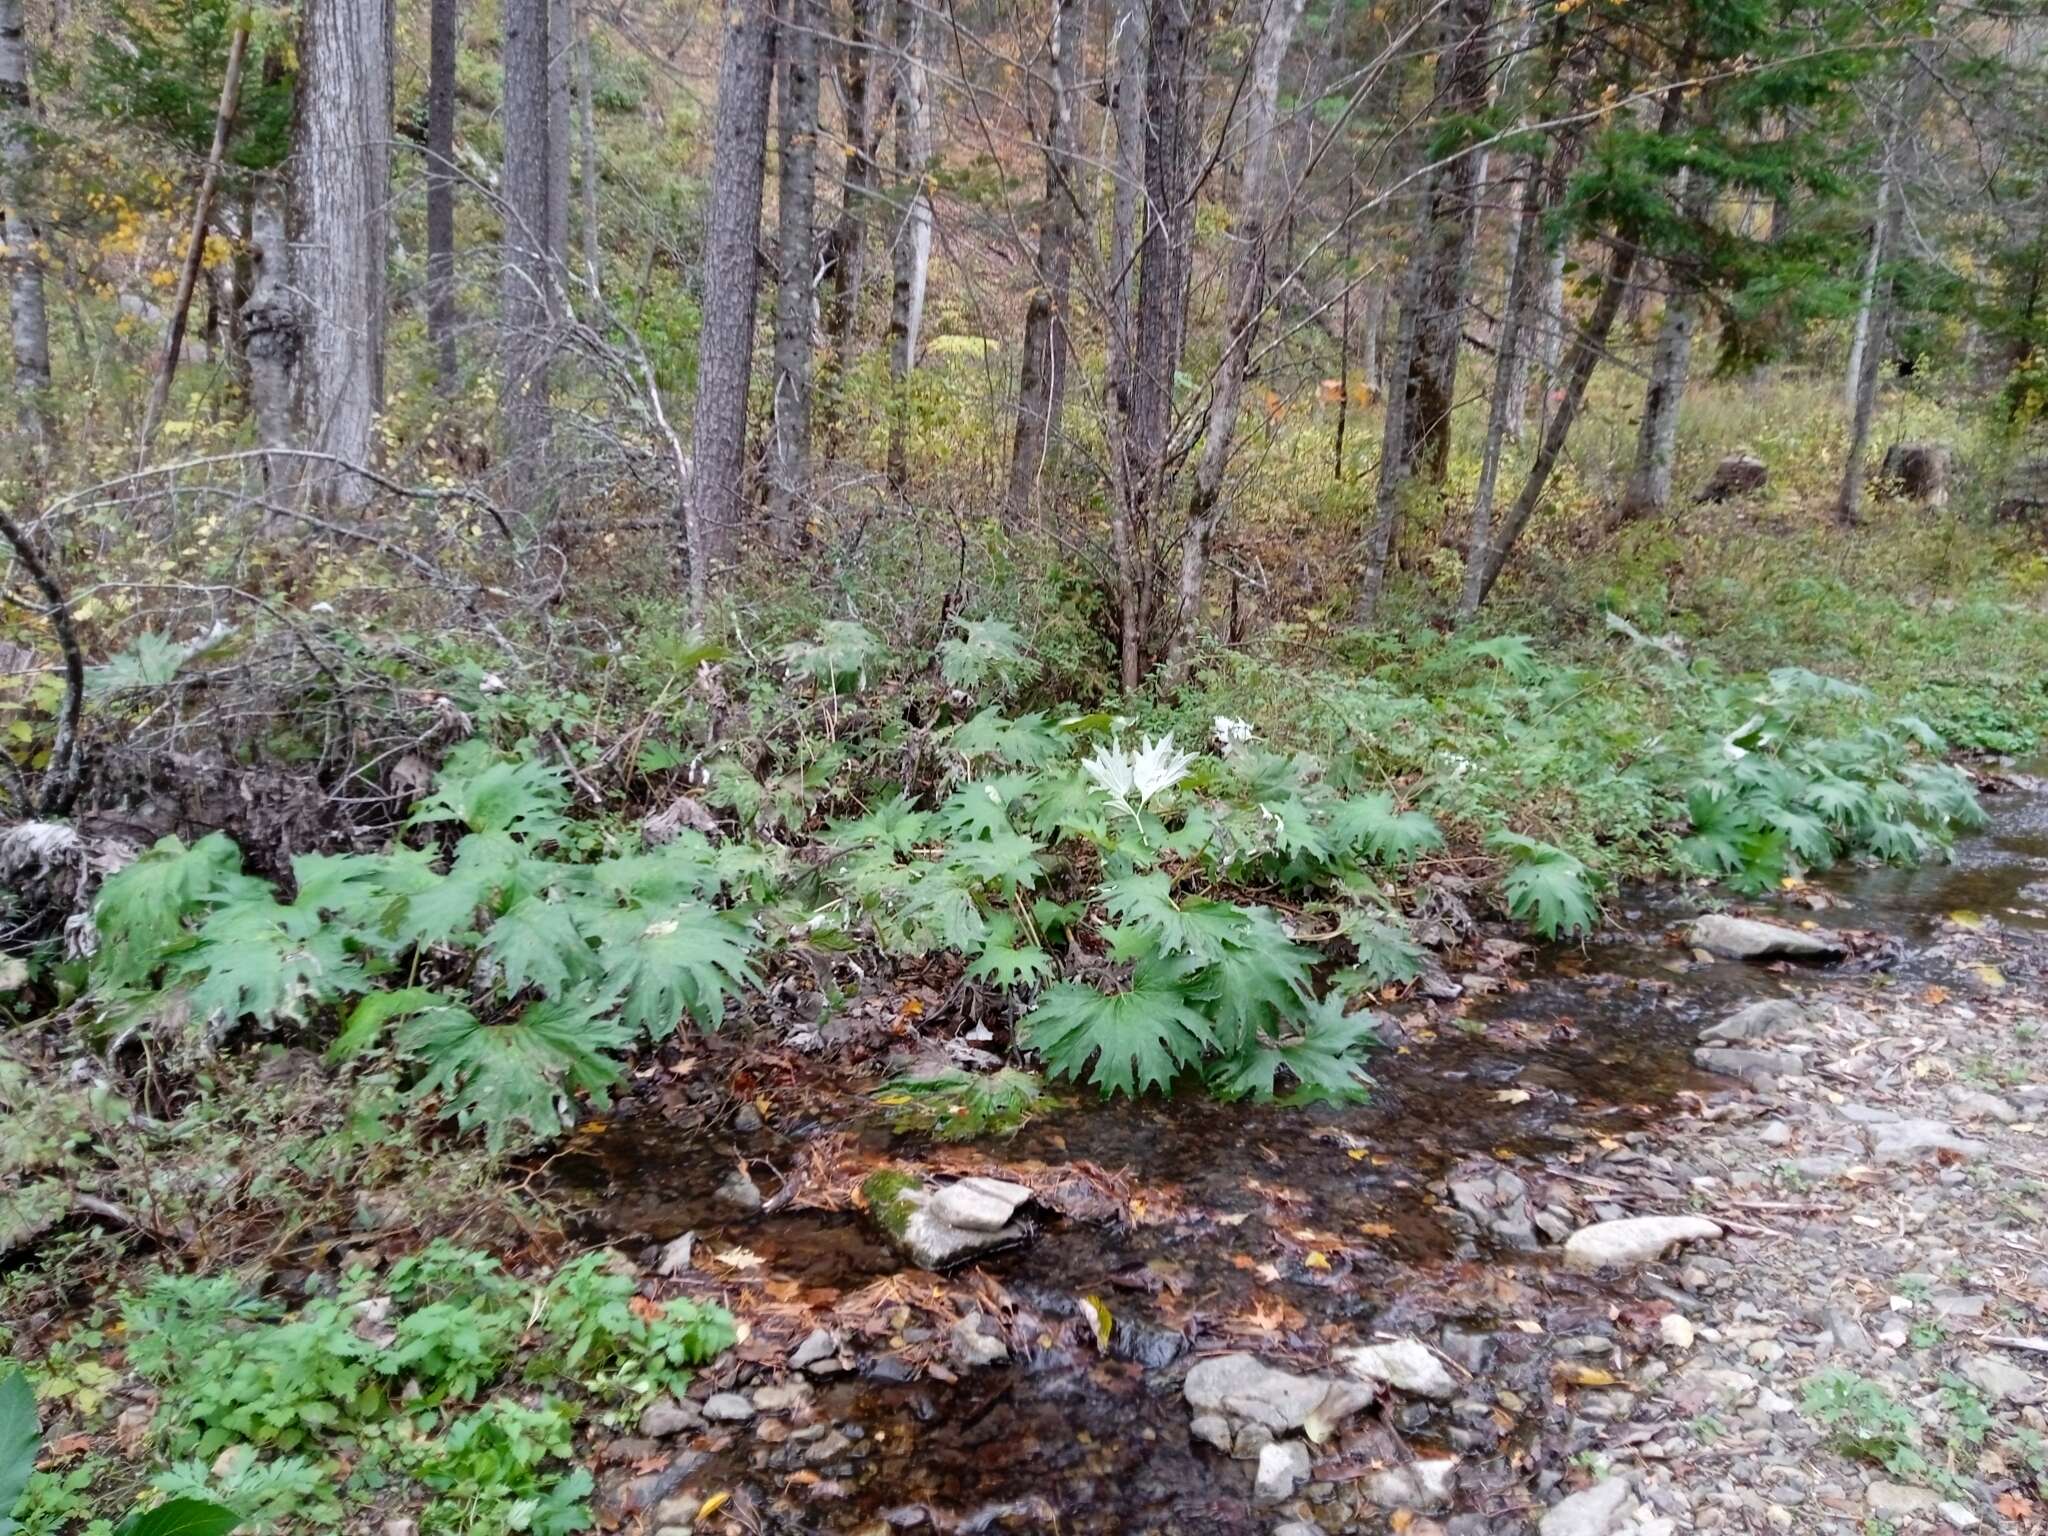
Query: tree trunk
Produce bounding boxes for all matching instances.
[1461,239,1638,613]
[816,0,888,444]
[574,0,602,292]
[427,0,459,387]
[1842,168,1888,415]
[292,0,392,505]
[1114,0,1209,688]
[1166,0,1306,667]
[1003,0,1085,527]
[1531,240,1566,436]
[243,177,299,497]
[1107,0,1144,419]
[766,0,822,543]
[1837,163,1905,528]
[1391,0,1494,486]
[684,0,777,605]
[1,0,52,447]
[1457,145,1544,613]
[547,0,572,275]
[138,21,250,462]
[884,0,931,494]
[1355,0,1494,619]
[1617,172,1708,525]
[502,0,555,495]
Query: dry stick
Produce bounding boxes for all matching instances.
[135,20,251,464]
[0,502,84,816]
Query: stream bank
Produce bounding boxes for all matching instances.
[554,768,2048,1535]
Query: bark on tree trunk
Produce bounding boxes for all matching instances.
[1837,163,1905,528]
[816,0,888,445]
[1390,0,1494,485]
[1107,0,1144,419]
[1461,239,1638,613]
[1166,0,1306,668]
[427,0,459,388]
[503,0,555,497]
[574,0,601,292]
[1458,145,1544,613]
[884,0,931,494]
[1532,240,1565,437]
[1114,0,1210,688]
[1,0,53,447]
[138,22,250,462]
[1617,172,1708,525]
[1003,0,1085,528]
[547,0,572,276]
[1842,168,1888,416]
[685,0,777,606]
[1355,0,1494,620]
[767,0,822,544]
[292,0,392,505]
[243,177,299,498]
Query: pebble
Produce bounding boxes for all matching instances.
[1563,1215,1723,1271]
[638,1396,703,1437]
[1337,1338,1459,1399]
[1537,1475,1635,1536]
[1254,1440,1310,1503]
[702,1392,755,1422]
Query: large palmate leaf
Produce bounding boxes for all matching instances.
[483,895,593,997]
[1487,831,1598,938]
[410,754,569,839]
[1334,909,1424,992]
[1021,960,1215,1097]
[93,833,260,986]
[594,904,756,1037]
[113,1499,243,1536]
[939,620,1040,695]
[1324,792,1444,867]
[829,794,929,856]
[1099,871,1252,962]
[1210,994,1381,1105]
[173,895,367,1026]
[964,914,1055,990]
[401,999,630,1151]
[948,706,1062,765]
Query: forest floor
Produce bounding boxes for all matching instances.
[527,765,2048,1536]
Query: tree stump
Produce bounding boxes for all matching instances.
[1877,441,1953,505]
[1694,452,1768,503]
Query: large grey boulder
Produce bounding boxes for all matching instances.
[1878,441,1954,505]
[1687,914,1843,960]
[929,1176,1033,1232]
[1563,1215,1722,1272]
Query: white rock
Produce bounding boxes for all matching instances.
[1960,1352,2037,1403]
[1337,1338,1458,1400]
[1868,1119,1987,1164]
[1866,1482,1941,1517]
[1948,1087,2019,1124]
[1538,1476,1635,1536]
[1700,999,1808,1043]
[928,1176,1034,1232]
[1254,1440,1310,1503]
[1183,1352,1371,1436]
[1563,1216,1723,1271]
[1363,1456,1458,1510]
[1688,914,1843,960]
[1939,1500,1981,1528]
[1659,1313,1696,1350]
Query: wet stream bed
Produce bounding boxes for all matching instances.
[549,770,2048,1535]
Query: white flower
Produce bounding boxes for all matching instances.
[1212,715,1254,754]
[1082,733,1196,815]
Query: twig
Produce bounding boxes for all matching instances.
[0,502,86,815]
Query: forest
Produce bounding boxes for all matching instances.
[4,0,2048,1527]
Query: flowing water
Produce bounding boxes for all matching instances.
[553,770,2048,1534]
